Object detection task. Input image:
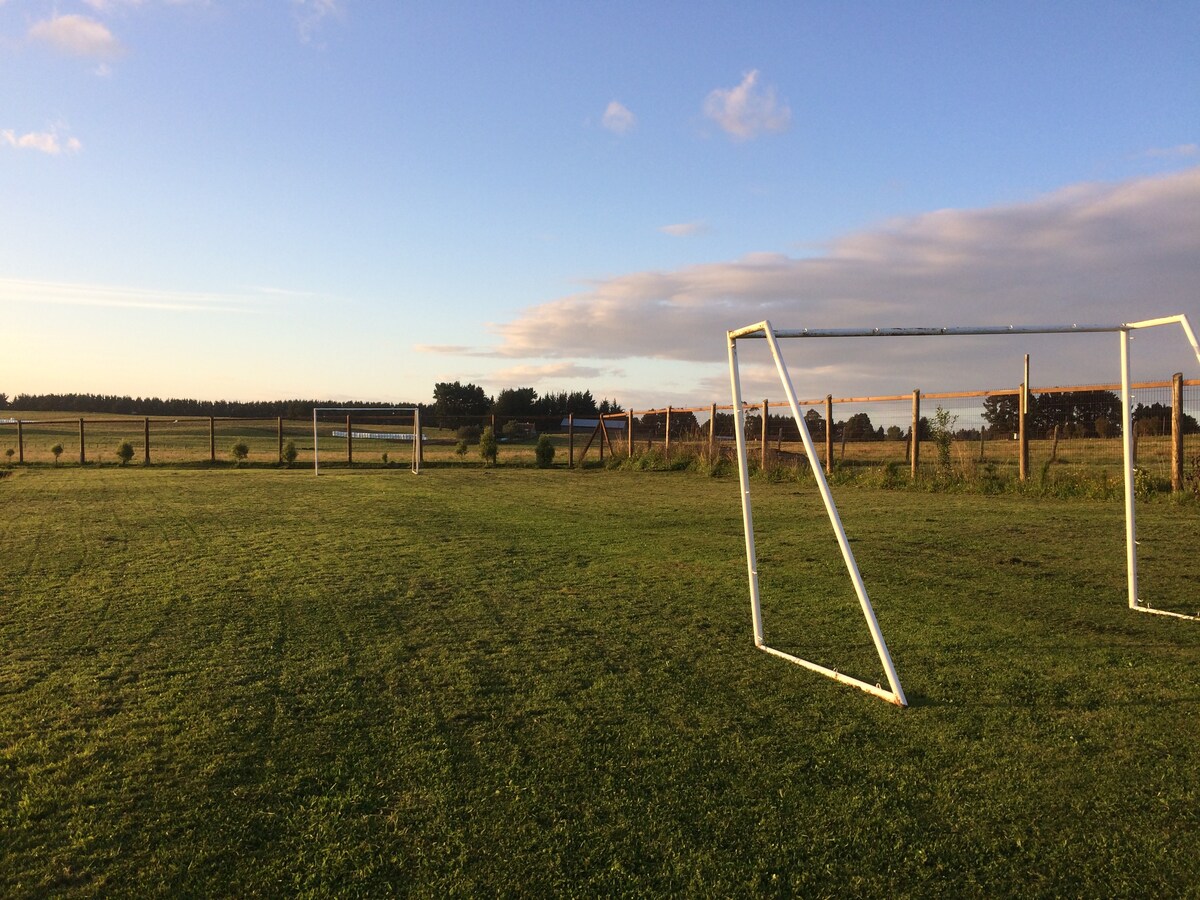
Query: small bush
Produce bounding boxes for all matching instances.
[281,441,298,467]
[479,427,498,466]
[455,439,469,458]
[4,448,13,466]
[230,441,250,464]
[381,451,389,466]
[116,441,135,466]
[535,434,555,468]
[51,443,64,466]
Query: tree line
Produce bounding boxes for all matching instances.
[0,393,421,419]
[430,382,622,423]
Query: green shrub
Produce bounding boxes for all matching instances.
[281,441,298,467]
[51,443,64,466]
[381,451,389,466]
[479,427,498,467]
[455,439,469,458]
[116,441,135,466]
[230,441,250,464]
[4,448,13,466]
[534,434,555,468]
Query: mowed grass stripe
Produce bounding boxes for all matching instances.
[1,467,1198,895]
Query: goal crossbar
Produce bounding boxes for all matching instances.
[727,315,1200,708]
[313,407,422,475]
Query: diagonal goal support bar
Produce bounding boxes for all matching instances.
[728,315,1200,707]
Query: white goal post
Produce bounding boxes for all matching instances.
[727,315,1200,707]
[312,407,423,475]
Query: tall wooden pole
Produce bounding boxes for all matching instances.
[568,414,574,468]
[1171,372,1184,493]
[277,416,284,463]
[79,418,86,465]
[16,419,23,464]
[708,403,716,455]
[665,406,673,457]
[760,400,769,469]
[910,390,921,479]
[209,417,215,463]
[825,394,834,474]
[346,414,352,464]
[144,417,150,465]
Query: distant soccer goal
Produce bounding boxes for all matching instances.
[312,407,423,475]
[727,315,1200,707]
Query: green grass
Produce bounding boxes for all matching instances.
[1,467,1198,896]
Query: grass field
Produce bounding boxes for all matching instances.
[2,466,1199,895]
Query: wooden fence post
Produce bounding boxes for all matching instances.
[825,394,834,474]
[16,419,23,464]
[568,414,574,468]
[346,415,353,464]
[277,417,284,464]
[760,400,768,469]
[910,390,920,479]
[209,417,215,463]
[1171,372,1184,493]
[626,410,634,457]
[708,403,716,455]
[666,406,673,457]
[144,417,150,465]
[79,418,86,465]
[1018,382,1028,482]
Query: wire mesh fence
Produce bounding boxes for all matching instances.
[2,377,1197,488]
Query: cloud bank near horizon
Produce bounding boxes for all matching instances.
[469,168,1199,372]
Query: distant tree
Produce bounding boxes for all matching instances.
[1034,390,1121,438]
[885,425,904,441]
[982,394,1020,435]
[116,441,135,466]
[597,398,623,415]
[0,392,7,409]
[1134,401,1197,435]
[534,434,555,468]
[432,382,491,423]
[230,441,249,463]
[51,443,64,465]
[478,426,498,466]
[493,387,538,418]
[281,441,298,467]
[4,448,13,466]
[803,408,825,439]
[842,412,879,441]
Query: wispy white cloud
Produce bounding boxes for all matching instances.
[601,100,636,135]
[293,0,343,45]
[1139,143,1198,159]
[28,14,123,58]
[0,278,287,313]
[660,221,709,237]
[490,362,614,384]
[1,127,82,155]
[460,167,1200,394]
[703,70,790,141]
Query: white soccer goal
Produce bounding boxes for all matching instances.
[727,315,1200,707]
[312,407,423,475]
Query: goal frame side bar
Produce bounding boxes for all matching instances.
[727,315,1200,707]
[312,407,422,476]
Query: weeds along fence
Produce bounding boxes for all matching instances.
[2,376,1197,491]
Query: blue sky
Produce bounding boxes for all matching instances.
[2,1,1198,407]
